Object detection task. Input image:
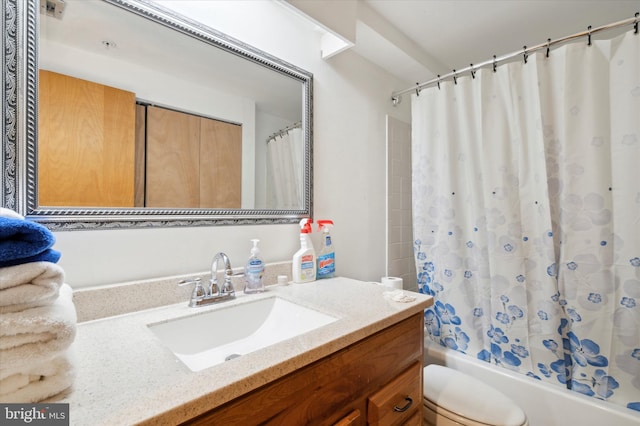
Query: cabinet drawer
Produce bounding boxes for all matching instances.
[367,362,422,426]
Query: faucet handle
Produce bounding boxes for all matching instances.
[178,277,206,304]
[220,276,235,295]
[178,277,203,288]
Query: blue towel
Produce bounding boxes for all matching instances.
[0,217,61,267]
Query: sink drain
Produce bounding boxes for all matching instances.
[225,353,241,361]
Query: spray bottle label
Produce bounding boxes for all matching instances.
[317,252,335,278]
[300,254,315,279]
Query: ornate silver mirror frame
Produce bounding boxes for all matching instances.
[2,0,313,230]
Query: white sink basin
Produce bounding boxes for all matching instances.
[147,296,338,371]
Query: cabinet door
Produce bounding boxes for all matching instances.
[145,106,201,208]
[199,117,242,208]
[38,70,136,207]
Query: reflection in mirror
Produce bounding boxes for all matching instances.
[2,0,313,229]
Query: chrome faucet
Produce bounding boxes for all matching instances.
[210,252,235,296]
[178,252,236,307]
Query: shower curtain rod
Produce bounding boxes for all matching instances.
[391,12,639,104]
[266,121,302,143]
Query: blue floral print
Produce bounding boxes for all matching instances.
[434,301,461,325]
[572,370,620,399]
[424,309,440,338]
[567,308,582,322]
[621,297,636,308]
[443,327,470,352]
[588,293,602,303]
[511,344,529,358]
[567,332,608,368]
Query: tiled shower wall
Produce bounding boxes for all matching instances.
[386,116,417,292]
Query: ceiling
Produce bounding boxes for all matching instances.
[353,0,640,90]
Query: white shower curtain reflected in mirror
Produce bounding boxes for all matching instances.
[412,30,639,412]
[266,125,303,209]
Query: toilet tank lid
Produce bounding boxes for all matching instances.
[423,364,526,426]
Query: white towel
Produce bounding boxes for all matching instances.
[0,284,76,372]
[0,262,65,314]
[0,352,74,403]
[0,207,24,220]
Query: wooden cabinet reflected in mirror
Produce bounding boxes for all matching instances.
[38,70,137,207]
[38,71,242,209]
[144,105,241,209]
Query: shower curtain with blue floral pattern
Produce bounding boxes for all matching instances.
[412,30,639,412]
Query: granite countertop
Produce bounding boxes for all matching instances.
[65,277,432,425]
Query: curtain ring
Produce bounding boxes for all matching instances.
[634,12,639,34]
[523,46,528,64]
[437,75,441,90]
[453,69,457,85]
[546,38,551,58]
[470,64,475,79]
[587,25,592,45]
[493,55,497,72]
[415,82,421,97]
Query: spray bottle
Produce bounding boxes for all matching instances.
[292,218,316,283]
[244,239,265,293]
[316,220,335,279]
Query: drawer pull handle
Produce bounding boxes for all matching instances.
[393,396,413,412]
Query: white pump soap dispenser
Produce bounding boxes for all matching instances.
[244,239,265,293]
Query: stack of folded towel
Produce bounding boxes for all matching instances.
[0,207,77,403]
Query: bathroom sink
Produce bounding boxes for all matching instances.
[147,296,338,371]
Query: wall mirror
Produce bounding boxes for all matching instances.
[2,0,313,230]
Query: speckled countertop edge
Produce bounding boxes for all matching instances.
[65,277,432,426]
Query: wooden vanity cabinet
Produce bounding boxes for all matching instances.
[183,313,424,426]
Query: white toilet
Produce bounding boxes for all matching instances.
[422,365,528,426]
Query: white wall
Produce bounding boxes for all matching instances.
[50,0,411,288]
